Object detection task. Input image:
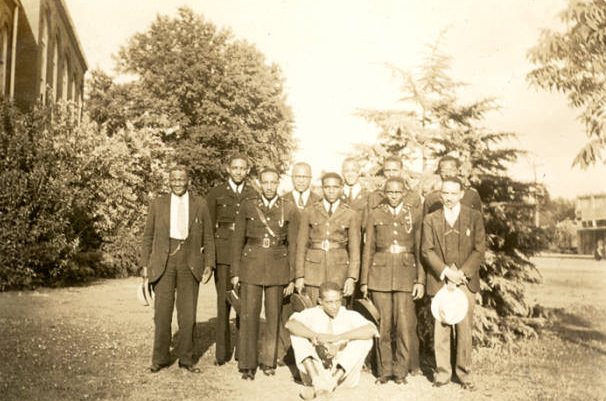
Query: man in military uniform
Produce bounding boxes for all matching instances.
[360,177,425,385]
[367,156,422,211]
[206,153,257,366]
[341,157,369,218]
[230,168,300,380]
[423,155,482,215]
[295,172,361,305]
[283,162,322,210]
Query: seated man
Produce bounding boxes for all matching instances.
[286,281,378,400]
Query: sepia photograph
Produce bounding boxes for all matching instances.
[0,0,605,400]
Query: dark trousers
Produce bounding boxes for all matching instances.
[152,244,199,367]
[276,298,293,362]
[238,283,283,370]
[214,263,235,363]
[371,290,416,378]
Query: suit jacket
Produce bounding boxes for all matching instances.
[231,196,299,286]
[423,187,482,216]
[361,202,424,292]
[140,193,215,283]
[421,204,485,296]
[295,201,361,287]
[341,187,370,226]
[206,181,257,265]
[281,190,322,212]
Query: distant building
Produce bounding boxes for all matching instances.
[576,193,606,255]
[0,0,87,110]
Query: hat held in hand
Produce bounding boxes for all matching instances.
[137,279,155,307]
[431,285,469,325]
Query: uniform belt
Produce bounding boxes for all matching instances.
[308,240,347,251]
[376,244,413,254]
[217,222,236,231]
[246,237,287,249]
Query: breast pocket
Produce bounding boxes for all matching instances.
[216,196,235,222]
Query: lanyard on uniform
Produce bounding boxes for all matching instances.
[254,202,284,238]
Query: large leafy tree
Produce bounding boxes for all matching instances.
[87,7,295,191]
[527,0,606,168]
[354,43,548,346]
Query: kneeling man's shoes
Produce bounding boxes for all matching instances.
[433,380,449,388]
[149,363,168,373]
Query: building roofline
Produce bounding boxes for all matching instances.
[577,192,606,200]
[54,0,88,70]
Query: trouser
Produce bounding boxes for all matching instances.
[371,290,416,378]
[238,283,284,370]
[433,285,476,384]
[152,242,199,367]
[291,335,373,388]
[276,297,294,362]
[214,263,236,363]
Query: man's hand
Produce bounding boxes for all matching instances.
[342,278,355,297]
[295,278,305,294]
[444,267,466,285]
[412,283,424,300]
[202,266,213,284]
[316,333,339,345]
[283,282,295,297]
[360,284,368,299]
[231,276,239,290]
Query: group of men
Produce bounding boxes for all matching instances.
[139,153,486,398]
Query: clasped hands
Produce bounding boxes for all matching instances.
[443,264,468,286]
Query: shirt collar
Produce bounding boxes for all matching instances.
[294,188,310,201]
[344,183,361,199]
[228,179,244,194]
[443,202,461,224]
[262,195,279,209]
[390,202,403,215]
[323,199,340,213]
[171,191,189,203]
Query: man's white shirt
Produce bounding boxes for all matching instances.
[440,202,461,280]
[228,179,244,194]
[293,189,311,207]
[323,199,340,214]
[343,183,362,200]
[170,192,189,240]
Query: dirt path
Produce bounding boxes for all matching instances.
[0,257,605,401]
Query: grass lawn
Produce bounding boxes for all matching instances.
[0,256,604,401]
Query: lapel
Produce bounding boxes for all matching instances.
[160,195,170,236]
[316,202,329,220]
[433,208,445,252]
[458,205,470,251]
[188,192,197,233]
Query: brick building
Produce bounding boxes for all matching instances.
[0,0,87,109]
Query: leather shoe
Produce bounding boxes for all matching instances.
[213,360,226,367]
[375,376,390,384]
[241,369,255,380]
[433,380,450,388]
[409,369,422,376]
[393,376,407,385]
[178,363,201,373]
[261,366,276,376]
[461,382,476,391]
[149,363,169,373]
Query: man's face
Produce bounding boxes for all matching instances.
[383,161,402,178]
[292,165,312,192]
[227,158,249,184]
[169,169,189,196]
[319,289,342,318]
[341,161,360,186]
[441,180,463,209]
[322,177,343,203]
[438,160,458,180]
[260,171,279,200]
[385,181,405,208]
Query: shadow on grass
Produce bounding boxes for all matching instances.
[169,318,217,365]
[548,308,606,355]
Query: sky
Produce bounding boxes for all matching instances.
[65,0,605,198]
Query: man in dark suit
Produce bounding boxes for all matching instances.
[206,153,257,365]
[423,155,482,215]
[230,168,300,380]
[341,157,369,220]
[367,156,422,212]
[361,177,425,385]
[295,172,361,305]
[140,165,215,373]
[421,177,486,390]
[282,162,322,210]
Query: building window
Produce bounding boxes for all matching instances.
[39,16,49,103]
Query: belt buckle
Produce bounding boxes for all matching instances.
[389,244,398,253]
[321,239,330,251]
[262,237,271,248]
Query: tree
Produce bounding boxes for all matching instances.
[87,7,295,191]
[527,0,606,168]
[354,42,548,346]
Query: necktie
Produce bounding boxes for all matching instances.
[348,188,354,203]
[328,203,333,216]
[297,191,305,208]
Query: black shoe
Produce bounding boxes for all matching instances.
[241,369,255,380]
[375,376,390,384]
[178,363,201,373]
[260,365,276,376]
[214,360,226,367]
[409,368,422,376]
[461,382,476,391]
[149,363,169,373]
[433,380,450,388]
[393,376,408,385]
